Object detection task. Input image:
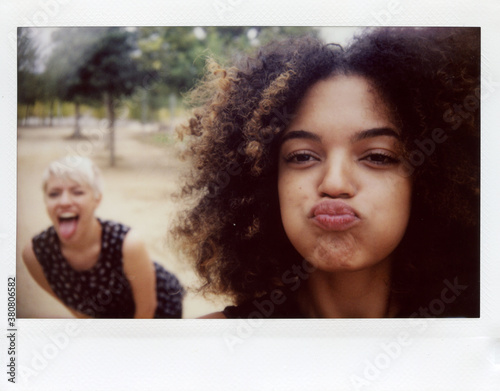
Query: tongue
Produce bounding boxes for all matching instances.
[59,219,78,239]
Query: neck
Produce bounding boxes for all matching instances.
[298,259,395,318]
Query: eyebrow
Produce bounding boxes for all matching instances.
[280,130,321,145]
[280,127,400,145]
[351,127,400,142]
[47,185,84,191]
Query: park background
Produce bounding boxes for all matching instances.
[17,26,359,318]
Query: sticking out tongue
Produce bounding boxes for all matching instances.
[59,218,78,239]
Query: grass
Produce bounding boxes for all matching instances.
[135,131,176,148]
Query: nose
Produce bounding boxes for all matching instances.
[59,190,72,205]
[317,155,357,199]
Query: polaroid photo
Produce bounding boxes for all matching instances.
[3,0,500,390]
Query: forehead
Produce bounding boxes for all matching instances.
[288,75,394,131]
[45,174,90,190]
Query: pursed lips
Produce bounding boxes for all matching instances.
[310,199,360,231]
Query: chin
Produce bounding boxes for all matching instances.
[306,236,357,267]
[308,257,362,273]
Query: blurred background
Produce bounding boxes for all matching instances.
[17,26,359,318]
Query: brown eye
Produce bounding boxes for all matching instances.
[363,153,399,166]
[285,150,320,164]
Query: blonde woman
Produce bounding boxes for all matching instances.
[22,156,183,318]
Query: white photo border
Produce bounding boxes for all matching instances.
[3,0,500,390]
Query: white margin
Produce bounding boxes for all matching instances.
[2,0,500,390]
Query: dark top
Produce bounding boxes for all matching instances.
[223,286,476,319]
[223,287,305,319]
[32,218,183,318]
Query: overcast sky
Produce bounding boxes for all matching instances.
[27,26,361,72]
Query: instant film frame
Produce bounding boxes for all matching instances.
[3,0,500,390]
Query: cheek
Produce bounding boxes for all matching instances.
[277,172,317,257]
[44,203,58,224]
[278,173,308,218]
[374,177,412,243]
[394,178,412,221]
[44,199,55,214]
[278,178,292,227]
[82,197,98,212]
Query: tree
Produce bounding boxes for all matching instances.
[134,27,319,128]
[76,28,144,166]
[17,28,39,125]
[134,27,205,127]
[44,27,108,136]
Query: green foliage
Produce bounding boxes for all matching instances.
[253,26,319,46]
[20,26,319,125]
[130,26,318,121]
[135,132,175,148]
[45,27,109,105]
[136,26,318,97]
[17,28,37,73]
[18,71,42,107]
[91,105,107,120]
[60,102,76,117]
[77,28,144,100]
[41,27,145,109]
[17,28,40,107]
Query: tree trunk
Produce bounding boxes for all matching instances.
[24,104,30,126]
[49,100,54,127]
[168,93,177,132]
[105,92,116,167]
[57,101,62,126]
[141,92,147,126]
[72,101,82,138]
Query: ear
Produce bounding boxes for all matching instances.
[95,193,102,206]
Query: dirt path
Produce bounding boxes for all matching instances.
[17,121,230,318]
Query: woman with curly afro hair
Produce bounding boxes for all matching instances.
[171,27,480,318]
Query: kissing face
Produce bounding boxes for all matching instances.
[278,75,412,273]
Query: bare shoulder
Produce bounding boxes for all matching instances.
[198,311,227,319]
[21,242,57,296]
[122,228,146,252]
[122,228,150,263]
[22,243,42,282]
[22,242,39,270]
[121,228,153,275]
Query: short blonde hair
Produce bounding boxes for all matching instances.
[42,156,103,199]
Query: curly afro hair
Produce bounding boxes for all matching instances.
[344,28,480,317]
[171,28,480,317]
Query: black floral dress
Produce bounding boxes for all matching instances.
[32,219,183,318]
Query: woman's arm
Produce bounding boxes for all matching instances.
[22,243,90,318]
[122,229,157,319]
